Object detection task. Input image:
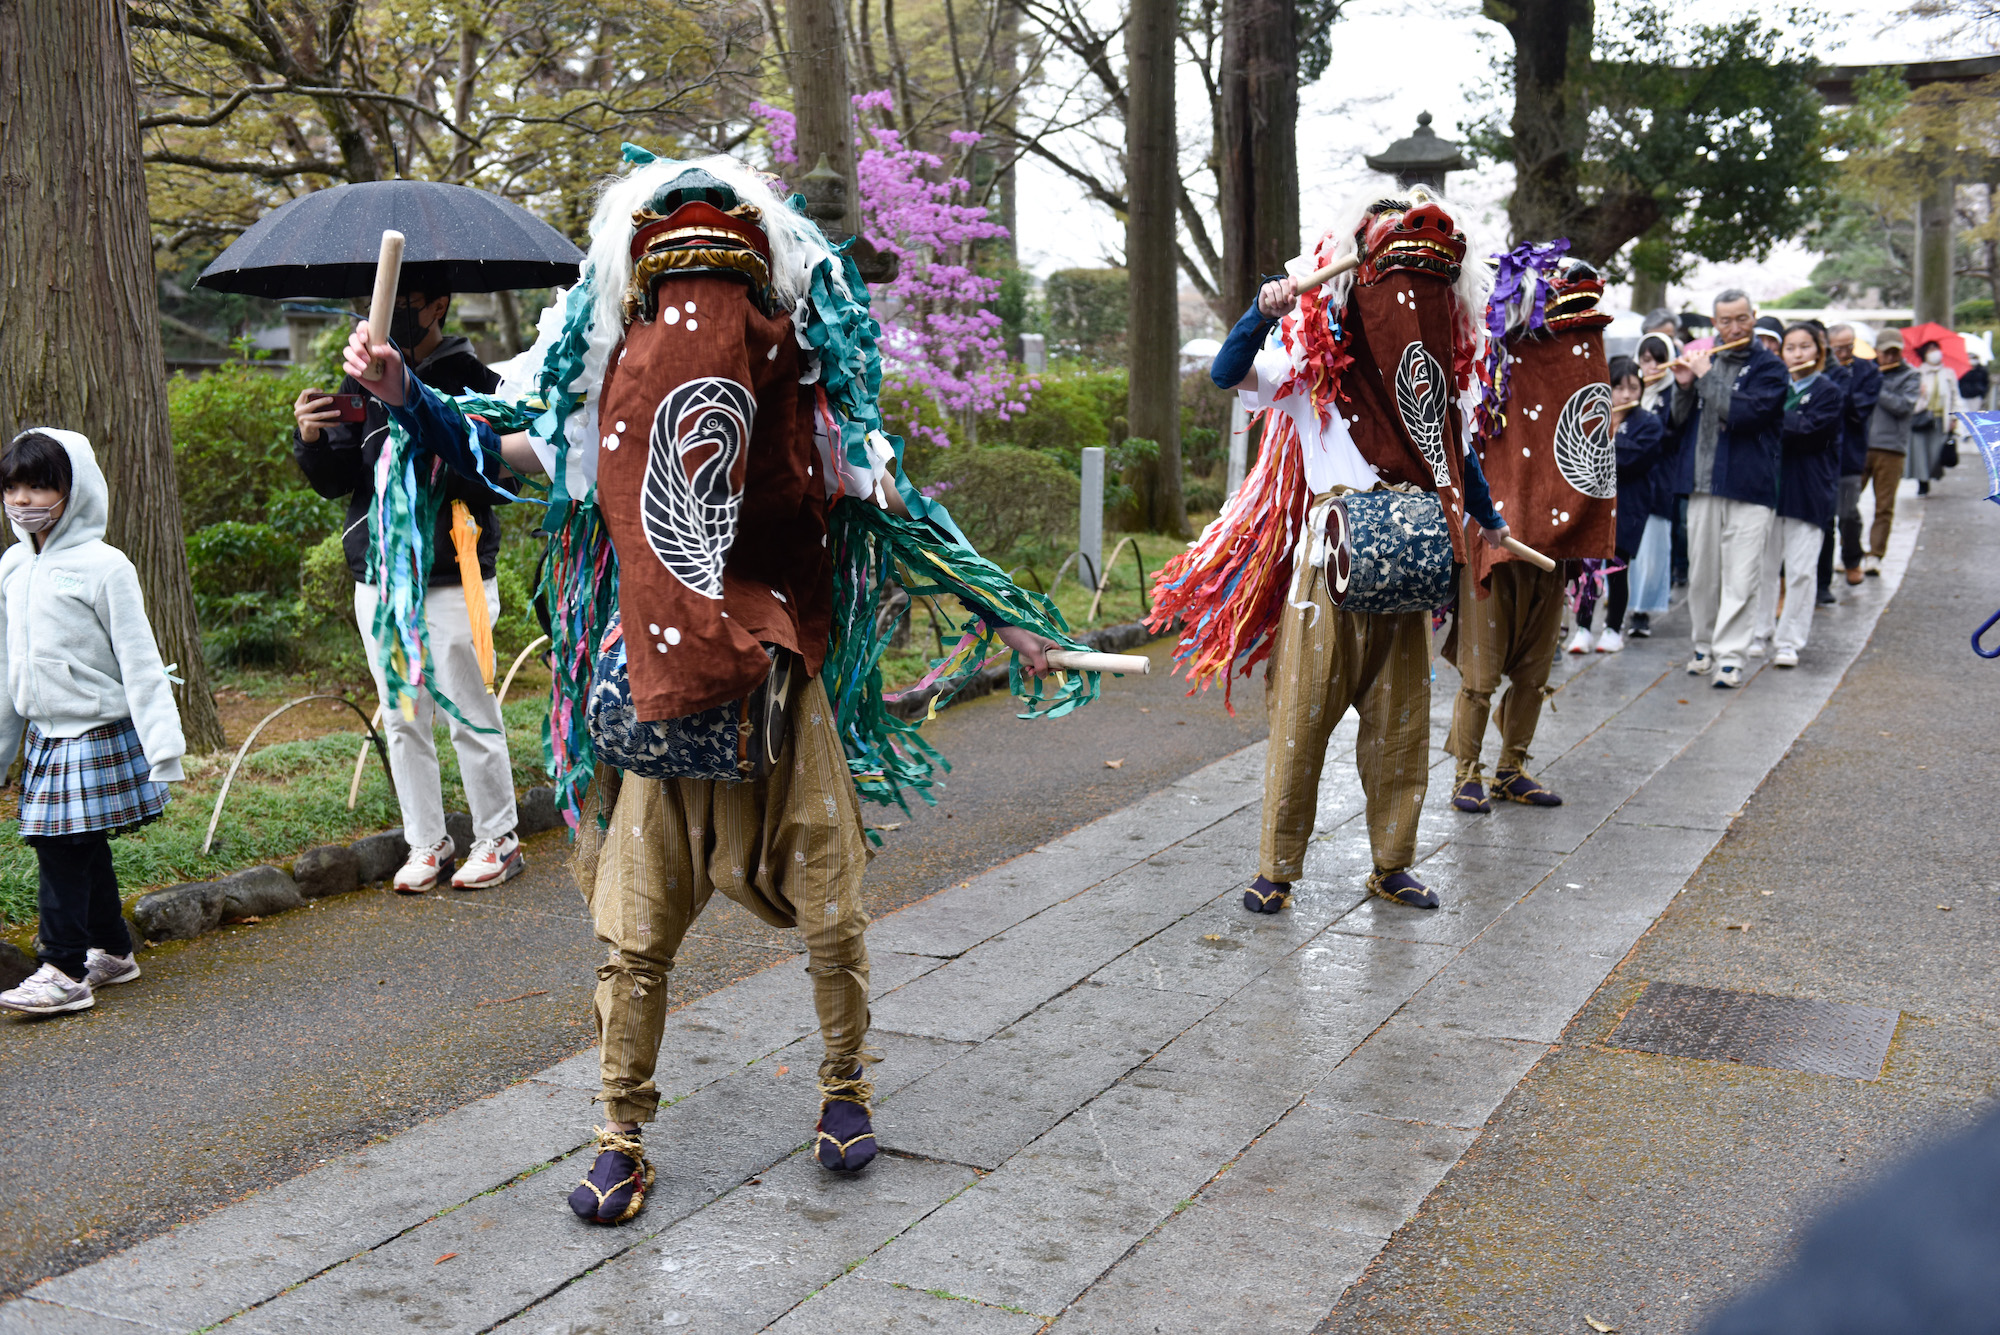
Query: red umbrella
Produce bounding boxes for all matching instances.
[1897,322,1970,377]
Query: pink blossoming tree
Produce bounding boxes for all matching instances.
[751,93,1032,448]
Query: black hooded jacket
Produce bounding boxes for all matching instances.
[292,336,512,585]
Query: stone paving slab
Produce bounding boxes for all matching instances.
[0,1300,164,1334]
[764,1275,1044,1333]
[12,513,1916,1333]
[494,1153,977,1334]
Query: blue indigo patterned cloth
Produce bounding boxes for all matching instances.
[587,617,768,782]
[1333,490,1455,615]
[19,718,168,839]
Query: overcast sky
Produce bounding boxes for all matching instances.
[1014,0,1984,313]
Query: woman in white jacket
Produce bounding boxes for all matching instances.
[0,429,186,1017]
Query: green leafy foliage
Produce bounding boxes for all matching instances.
[167,360,314,531]
[186,521,303,667]
[929,446,1082,568]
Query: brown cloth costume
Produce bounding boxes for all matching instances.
[1260,195,1477,886]
[581,191,873,1120]
[1447,258,1612,779]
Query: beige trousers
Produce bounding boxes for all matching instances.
[1260,577,1433,881]
[1445,562,1567,775]
[573,676,872,1123]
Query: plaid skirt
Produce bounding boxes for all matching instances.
[19,719,169,839]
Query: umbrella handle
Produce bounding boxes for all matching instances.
[361,230,405,382]
[1975,608,2000,659]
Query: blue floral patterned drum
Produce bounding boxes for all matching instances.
[1325,489,1455,615]
[587,616,794,782]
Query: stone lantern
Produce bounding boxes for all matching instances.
[1363,112,1470,193]
[794,155,899,285]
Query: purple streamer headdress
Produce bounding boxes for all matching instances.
[1472,239,1571,446]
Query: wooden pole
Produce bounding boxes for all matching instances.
[361,230,405,382]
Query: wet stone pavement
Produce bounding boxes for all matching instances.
[0,478,1954,1334]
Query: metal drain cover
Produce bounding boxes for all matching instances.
[1608,981,1898,1080]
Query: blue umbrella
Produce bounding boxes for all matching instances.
[1953,409,2000,656]
[196,179,582,299]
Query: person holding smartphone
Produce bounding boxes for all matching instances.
[293,284,521,892]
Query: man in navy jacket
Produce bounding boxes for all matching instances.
[1669,290,1789,688]
[1827,324,1880,586]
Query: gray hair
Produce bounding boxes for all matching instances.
[1828,323,1854,338]
[1714,288,1754,313]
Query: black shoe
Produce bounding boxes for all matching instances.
[1368,870,1439,910]
[568,1127,652,1225]
[1918,480,1930,495]
[1815,587,1838,606]
[1629,614,1651,639]
[1243,875,1291,914]
[814,1069,877,1172]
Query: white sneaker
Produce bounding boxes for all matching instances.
[1595,628,1624,653]
[1773,647,1800,668]
[1713,664,1745,689]
[451,833,525,890]
[1747,638,1767,659]
[1566,628,1593,655]
[0,963,94,1015]
[83,948,140,988]
[393,835,456,894]
[1862,554,1881,577]
[1686,652,1714,675]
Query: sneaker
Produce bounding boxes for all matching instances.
[1367,869,1440,910]
[1773,647,1799,668]
[1713,664,1745,689]
[1242,876,1291,914]
[0,964,94,1015]
[83,949,140,988]
[392,835,455,894]
[567,1127,653,1225]
[1686,652,1714,676]
[1629,614,1652,639]
[1862,555,1881,577]
[1747,638,1767,659]
[814,1068,878,1173]
[1596,628,1624,653]
[1565,628,1593,655]
[451,833,524,890]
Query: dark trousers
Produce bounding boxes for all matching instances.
[1837,473,1866,568]
[1671,494,1690,583]
[1605,564,1630,631]
[32,832,129,982]
[1817,522,1835,594]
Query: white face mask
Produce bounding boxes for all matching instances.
[4,502,60,534]
[1924,349,1944,366]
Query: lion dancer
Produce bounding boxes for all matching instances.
[1446,247,1616,813]
[1156,189,1510,915]
[343,155,1082,1225]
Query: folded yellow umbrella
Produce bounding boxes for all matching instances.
[449,500,496,693]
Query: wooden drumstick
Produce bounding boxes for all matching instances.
[1502,536,1556,572]
[1044,649,1151,675]
[360,229,405,383]
[1283,251,1361,295]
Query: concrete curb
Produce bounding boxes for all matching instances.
[885,620,1163,722]
[128,784,565,946]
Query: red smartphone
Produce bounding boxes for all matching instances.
[330,394,368,422]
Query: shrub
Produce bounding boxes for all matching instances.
[932,446,1081,570]
[168,360,314,531]
[187,521,303,666]
[1045,269,1129,363]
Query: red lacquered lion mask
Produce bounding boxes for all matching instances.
[1356,197,1468,287]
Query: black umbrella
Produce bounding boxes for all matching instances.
[196,179,583,299]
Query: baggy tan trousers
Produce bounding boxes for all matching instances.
[1260,575,1433,882]
[573,676,872,1124]
[1444,562,1567,775]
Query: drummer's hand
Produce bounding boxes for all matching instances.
[1477,520,1510,551]
[342,321,406,405]
[994,624,1057,677]
[1258,277,1299,320]
[293,388,341,443]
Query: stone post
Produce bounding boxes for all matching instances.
[1079,446,1105,590]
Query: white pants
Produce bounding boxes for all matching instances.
[1753,515,1821,655]
[354,580,518,849]
[1686,494,1773,670]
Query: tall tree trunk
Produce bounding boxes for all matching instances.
[1491,0,1593,246]
[1127,0,1188,537]
[1218,0,1301,319]
[790,0,860,237]
[0,0,224,752]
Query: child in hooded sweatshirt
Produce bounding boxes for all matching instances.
[0,429,186,1017]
